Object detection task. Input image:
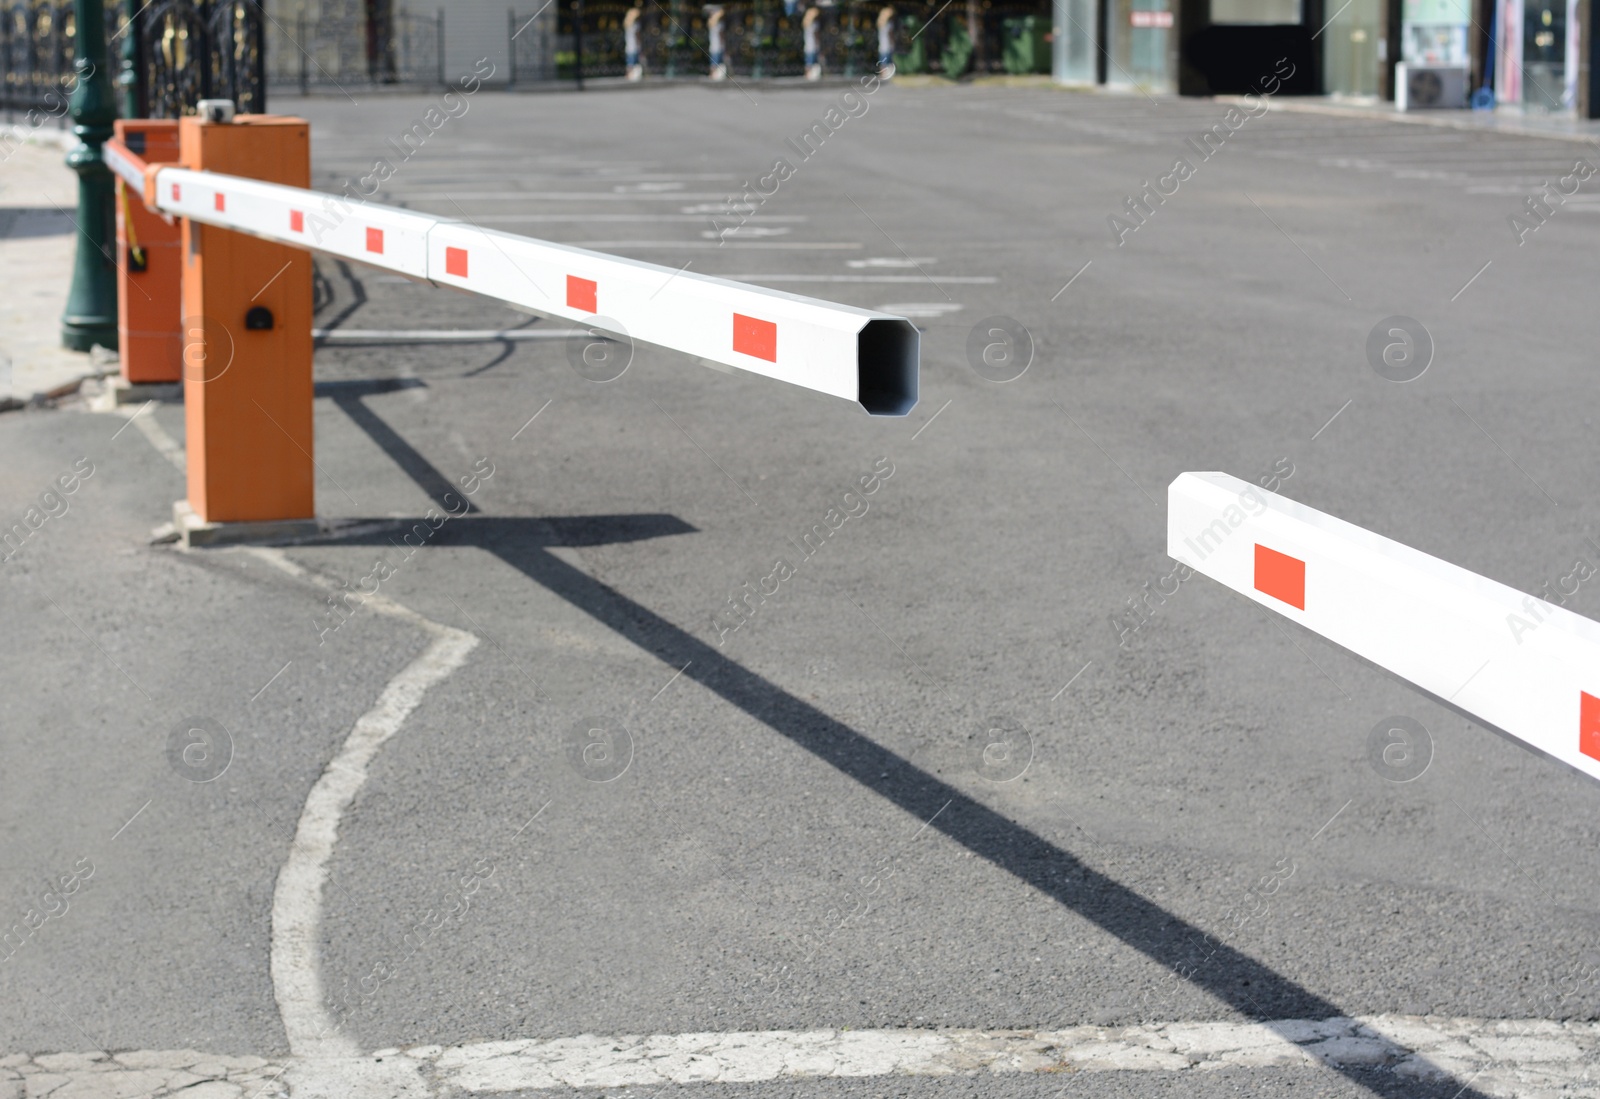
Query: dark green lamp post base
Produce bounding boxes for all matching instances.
[60,0,120,353]
[60,148,120,352]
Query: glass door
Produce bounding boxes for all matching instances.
[1521,0,1567,109]
[1322,0,1381,97]
[1106,0,1174,91]
[1053,0,1098,83]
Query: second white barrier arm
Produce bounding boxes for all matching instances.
[148,166,919,416]
[1168,471,1600,784]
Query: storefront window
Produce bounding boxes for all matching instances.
[1210,0,1302,23]
[1323,0,1381,97]
[1522,0,1568,109]
[1496,0,1579,111]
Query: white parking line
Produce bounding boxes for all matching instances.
[711,274,997,283]
[406,192,732,201]
[568,241,863,250]
[312,328,586,342]
[415,1018,1600,1093]
[874,302,963,318]
[4,1016,1596,1097]
[466,214,808,223]
[106,400,185,472]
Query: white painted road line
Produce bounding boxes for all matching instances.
[847,257,938,268]
[105,401,186,473]
[419,1018,1600,1094]
[251,548,479,1061]
[464,214,808,223]
[400,192,737,200]
[875,302,964,318]
[3,1017,1597,1097]
[712,274,997,284]
[567,241,863,250]
[374,175,736,188]
[99,400,463,1096]
[311,328,587,342]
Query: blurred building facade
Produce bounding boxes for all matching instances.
[264,0,1053,87]
[1052,0,1600,116]
[265,0,553,89]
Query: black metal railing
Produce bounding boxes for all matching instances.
[134,0,264,118]
[262,1,1043,91]
[0,0,123,116]
[509,4,557,84]
[265,7,440,91]
[0,0,1047,115]
[527,0,1046,84]
[890,0,1051,76]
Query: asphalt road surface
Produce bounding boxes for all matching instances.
[2,81,1599,1099]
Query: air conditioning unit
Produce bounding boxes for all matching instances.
[1396,63,1470,110]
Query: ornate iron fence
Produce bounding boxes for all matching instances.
[894,0,1052,75]
[0,0,1045,116]
[133,0,264,117]
[529,0,1044,83]
[265,5,440,91]
[0,0,265,119]
[0,0,123,115]
[508,3,556,84]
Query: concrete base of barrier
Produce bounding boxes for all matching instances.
[86,375,182,411]
[173,499,323,550]
[170,500,397,550]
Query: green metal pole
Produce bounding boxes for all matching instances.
[118,0,140,119]
[752,0,769,79]
[61,0,118,352]
[670,0,688,76]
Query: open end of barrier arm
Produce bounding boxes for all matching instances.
[1168,471,1600,785]
[140,165,919,417]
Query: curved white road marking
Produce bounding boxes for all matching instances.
[248,547,477,1061]
[98,383,475,1085]
[85,402,1598,1099]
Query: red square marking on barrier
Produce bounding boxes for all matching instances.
[366,227,384,254]
[214,193,225,212]
[445,247,468,277]
[567,275,597,313]
[171,183,181,201]
[733,313,778,362]
[290,210,304,233]
[1581,691,1600,762]
[1254,544,1305,610]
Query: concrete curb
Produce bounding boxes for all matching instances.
[0,366,118,414]
[1241,95,1600,147]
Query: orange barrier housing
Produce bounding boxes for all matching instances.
[109,120,182,384]
[178,115,315,523]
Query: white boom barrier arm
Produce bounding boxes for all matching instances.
[1169,472,1600,784]
[139,164,919,416]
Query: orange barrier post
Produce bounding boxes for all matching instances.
[177,114,315,525]
[109,120,182,385]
